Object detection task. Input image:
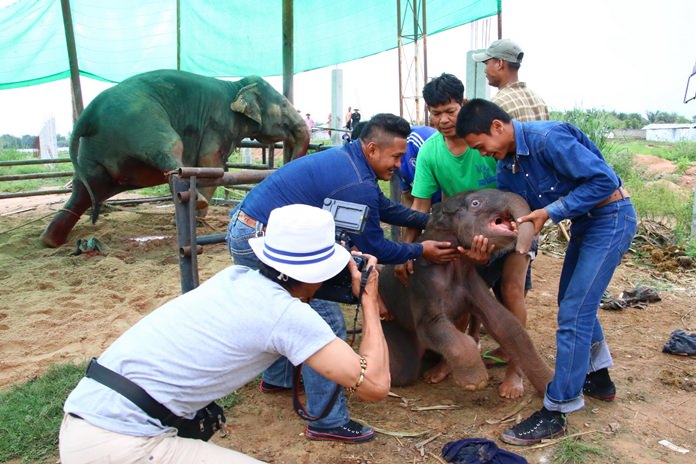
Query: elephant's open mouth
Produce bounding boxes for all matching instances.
[489,215,517,237]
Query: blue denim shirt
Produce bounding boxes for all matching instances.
[497,120,621,223]
[238,140,429,264]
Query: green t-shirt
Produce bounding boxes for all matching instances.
[411,132,497,199]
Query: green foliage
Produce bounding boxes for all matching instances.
[552,437,607,464]
[553,108,616,155]
[0,148,72,193]
[0,134,39,149]
[0,361,86,463]
[645,110,691,124]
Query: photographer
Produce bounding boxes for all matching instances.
[59,205,389,463]
[226,113,459,442]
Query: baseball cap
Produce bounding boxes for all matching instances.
[472,39,524,64]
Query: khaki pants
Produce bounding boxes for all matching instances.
[59,414,265,463]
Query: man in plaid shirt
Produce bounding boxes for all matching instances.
[473,39,549,122]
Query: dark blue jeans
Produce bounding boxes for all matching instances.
[544,198,637,413]
[226,206,349,428]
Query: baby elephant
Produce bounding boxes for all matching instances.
[379,189,553,396]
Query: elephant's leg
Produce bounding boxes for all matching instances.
[382,320,424,386]
[40,176,93,248]
[418,318,488,391]
[470,276,553,395]
[422,313,473,384]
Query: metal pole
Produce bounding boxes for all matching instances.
[282,0,294,162]
[422,0,429,126]
[396,0,404,118]
[412,1,420,125]
[176,0,181,70]
[60,0,84,123]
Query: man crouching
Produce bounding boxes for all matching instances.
[59,204,389,463]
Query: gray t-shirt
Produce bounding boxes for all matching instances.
[64,266,335,436]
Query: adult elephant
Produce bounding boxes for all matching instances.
[41,69,310,248]
[379,189,553,397]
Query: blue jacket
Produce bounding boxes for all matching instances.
[497,120,621,223]
[239,140,430,264]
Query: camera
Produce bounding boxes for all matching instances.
[313,198,369,304]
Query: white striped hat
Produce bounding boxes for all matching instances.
[248,204,351,283]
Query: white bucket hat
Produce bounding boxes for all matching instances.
[248,204,351,284]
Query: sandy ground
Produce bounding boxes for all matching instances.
[0,155,694,463]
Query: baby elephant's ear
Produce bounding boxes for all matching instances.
[231,83,262,125]
[428,201,454,228]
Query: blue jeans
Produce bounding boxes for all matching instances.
[226,206,349,428]
[544,199,637,414]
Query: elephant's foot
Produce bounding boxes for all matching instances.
[498,365,524,399]
[423,360,452,384]
[452,363,488,391]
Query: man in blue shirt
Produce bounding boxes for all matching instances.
[457,99,636,445]
[398,125,439,207]
[226,113,459,444]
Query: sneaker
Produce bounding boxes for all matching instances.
[305,419,375,443]
[259,380,291,394]
[500,408,567,445]
[583,368,616,401]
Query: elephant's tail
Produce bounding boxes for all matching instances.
[69,114,101,224]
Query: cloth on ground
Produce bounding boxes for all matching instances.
[600,285,661,310]
[662,329,696,356]
[442,438,527,464]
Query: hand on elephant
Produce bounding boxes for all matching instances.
[394,261,414,287]
[517,208,550,236]
[420,240,460,264]
[457,234,495,265]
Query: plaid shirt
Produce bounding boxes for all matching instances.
[492,82,549,122]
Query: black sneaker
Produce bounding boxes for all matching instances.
[500,408,567,445]
[583,368,616,401]
[305,419,375,443]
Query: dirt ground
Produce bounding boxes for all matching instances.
[0,168,695,463]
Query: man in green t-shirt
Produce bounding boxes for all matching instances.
[399,73,531,400]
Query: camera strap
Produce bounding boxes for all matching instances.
[292,265,374,421]
[350,264,373,345]
[292,364,341,421]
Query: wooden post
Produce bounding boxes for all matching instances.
[60,0,84,124]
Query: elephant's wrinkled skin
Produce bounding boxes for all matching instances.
[379,189,553,394]
[41,69,310,247]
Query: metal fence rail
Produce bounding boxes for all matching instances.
[0,141,330,201]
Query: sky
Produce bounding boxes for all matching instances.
[0,0,695,137]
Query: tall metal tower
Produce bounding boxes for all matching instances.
[397,0,428,126]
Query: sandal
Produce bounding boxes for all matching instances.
[481,350,508,367]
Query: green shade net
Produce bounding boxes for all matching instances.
[0,0,499,89]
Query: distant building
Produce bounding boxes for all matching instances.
[642,123,696,142]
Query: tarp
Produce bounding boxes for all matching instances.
[0,0,500,89]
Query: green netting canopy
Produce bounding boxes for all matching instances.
[0,0,499,89]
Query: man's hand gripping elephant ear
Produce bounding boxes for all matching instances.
[516,208,549,236]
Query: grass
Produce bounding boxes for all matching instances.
[0,361,86,463]
[551,437,609,463]
[0,360,241,463]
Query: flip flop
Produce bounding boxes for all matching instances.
[481,351,508,367]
